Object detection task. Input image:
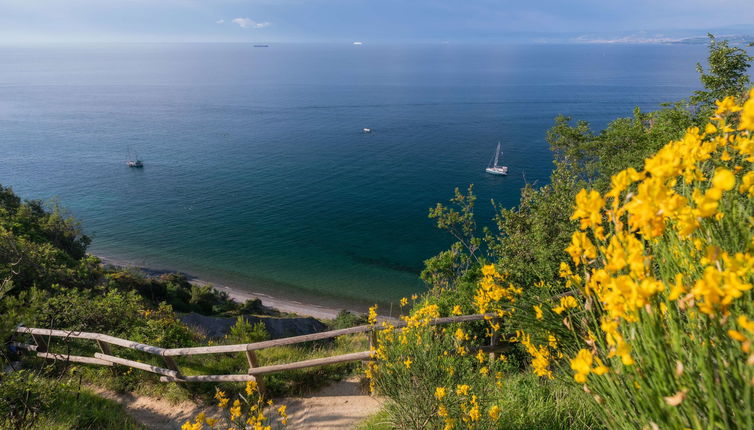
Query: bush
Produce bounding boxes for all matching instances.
[0,370,143,430]
[0,371,59,429]
[224,317,269,345]
[330,310,368,329]
[526,90,754,428]
[368,303,508,430]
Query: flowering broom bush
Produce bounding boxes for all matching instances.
[367,268,519,429]
[544,90,754,428]
[181,380,287,430]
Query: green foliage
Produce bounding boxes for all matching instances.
[224,317,269,345]
[423,186,484,291]
[490,373,601,430]
[357,410,393,430]
[692,34,753,109]
[330,309,369,330]
[0,370,60,429]
[371,319,504,430]
[32,286,144,335]
[486,163,583,289]
[0,370,143,430]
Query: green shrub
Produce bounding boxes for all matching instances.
[0,371,60,429]
[330,310,368,329]
[369,305,505,430]
[224,317,269,345]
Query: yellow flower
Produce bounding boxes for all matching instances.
[368,305,378,325]
[476,349,486,363]
[593,357,609,375]
[438,404,448,417]
[230,399,242,420]
[468,404,481,421]
[739,171,754,196]
[443,418,456,430]
[400,297,408,307]
[488,405,501,420]
[553,296,578,314]
[738,316,754,334]
[715,95,742,116]
[533,305,543,320]
[729,330,747,342]
[566,231,597,265]
[739,88,754,130]
[451,305,462,315]
[403,358,412,369]
[455,384,470,396]
[214,390,229,408]
[711,168,736,191]
[570,349,593,383]
[245,380,258,396]
[571,189,605,232]
[435,387,447,401]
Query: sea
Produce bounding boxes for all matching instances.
[0,43,709,311]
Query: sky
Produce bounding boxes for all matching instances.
[1,0,753,44]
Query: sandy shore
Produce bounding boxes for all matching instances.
[96,255,356,320]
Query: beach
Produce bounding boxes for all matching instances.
[97,255,358,321]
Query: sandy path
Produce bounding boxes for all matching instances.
[89,386,211,430]
[278,377,382,429]
[93,377,382,430]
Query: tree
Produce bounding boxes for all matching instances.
[691,34,753,109]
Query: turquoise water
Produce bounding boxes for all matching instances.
[0,43,707,309]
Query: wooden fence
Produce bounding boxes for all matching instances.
[11,313,500,391]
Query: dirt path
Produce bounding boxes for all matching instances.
[278,377,382,429]
[92,377,382,430]
[90,386,211,430]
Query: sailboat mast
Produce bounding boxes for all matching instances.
[493,142,501,167]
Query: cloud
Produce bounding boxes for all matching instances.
[231,18,270,29]
[215,19,224,24]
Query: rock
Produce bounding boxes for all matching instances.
[179,313,328,340]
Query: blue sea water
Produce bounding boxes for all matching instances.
[0,43,707,310]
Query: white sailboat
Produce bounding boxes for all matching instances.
[485,142,508,176]
[126,148,144,168]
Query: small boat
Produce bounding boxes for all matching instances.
[253,44,269,48]
[363,128,372,133]
[126,148,144,168]
[485,142,508,176]
[353,41,363,45]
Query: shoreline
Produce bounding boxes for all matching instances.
[96,255,360,321]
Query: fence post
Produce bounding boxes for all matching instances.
[96,339,111,355]
[488,318,499,362]
[96,339,118,375]
[368,328,377,351]
[31,334,48,353]
[245,350,266,395]
[162,356,183,380]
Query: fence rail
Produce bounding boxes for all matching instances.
[12,313,499,391]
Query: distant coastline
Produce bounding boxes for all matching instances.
[96,254,362,320]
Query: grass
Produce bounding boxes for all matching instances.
[493,372,603,430]
[3,384,145,430]
[366,371,603,430]
[356,410,393,430]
